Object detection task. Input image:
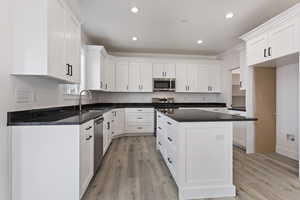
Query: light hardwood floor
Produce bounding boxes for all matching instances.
[83,136,300,200]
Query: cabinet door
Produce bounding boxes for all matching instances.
[165,64,176,78]
[65,13,81,83]
[197,67,209,92]
[208,66,221,93]
[112,109,124,137]
[153,64,164,78]
[140,63,153,92]
[100,54,105,90]
[104,58,115,91]
[115,62,129,92]
[128,63,140,92]
[106,58,115,91]
[80,121,94,198]
[247,34,268,66]
[269,19,298,60]
[187,64,199,92]
[86,47,101,90]
[176,64,188,92]
[47,0,67,81]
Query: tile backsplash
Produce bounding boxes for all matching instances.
[92,92,223,103]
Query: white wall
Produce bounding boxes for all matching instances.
[276,63,299,160]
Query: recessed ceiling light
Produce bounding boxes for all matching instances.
[225,12,234,19]
[132,36,138,41]
[131,6,139,13]
[197,40,203,44]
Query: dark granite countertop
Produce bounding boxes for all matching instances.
[7,102,226,126]
[228,107,246,112]
[161,109,257,122]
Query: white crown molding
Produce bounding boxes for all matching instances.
[109,51,218,60]
[218,43,245,59]
[240,2,300,41]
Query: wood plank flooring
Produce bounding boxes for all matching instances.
[83,136,300,200]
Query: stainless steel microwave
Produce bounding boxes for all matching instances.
[153,79,176,91]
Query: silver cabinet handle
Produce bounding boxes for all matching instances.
[167,157,173,164]
[167,121,172,125]
[167,137,173,142]
[137,127,143,130]
[162,72,164,77]
[268,47,272,57]
[264,49,267,58]
[86,136,93,141]
[138,109,143,111]
[137,117,143,119]
[158,127,162,130]
[158,141,162,146]
[85,126,92,131]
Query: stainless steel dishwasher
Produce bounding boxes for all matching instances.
[94,116,104,173]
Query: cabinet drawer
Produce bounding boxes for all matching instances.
[125,124,154,133]
[126,113,154,123]
[165,120,177,140]
[125,108,154,113]
[81,120,94,135]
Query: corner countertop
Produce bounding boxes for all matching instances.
[160,109,257,122]
[7,102,227,126]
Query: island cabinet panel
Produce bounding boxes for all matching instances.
[156,112,236,200]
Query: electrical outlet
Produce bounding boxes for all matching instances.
[15,88,34,104]
[287,134,295,142]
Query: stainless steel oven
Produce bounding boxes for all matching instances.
[153,79,176,91]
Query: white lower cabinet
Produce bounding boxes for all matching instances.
[11,120,95,200]
[156,112,235,200]
[111,109,125,137]
[80,121,94,198]
[124,108,154,134]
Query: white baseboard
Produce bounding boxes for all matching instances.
[276,145,298,160]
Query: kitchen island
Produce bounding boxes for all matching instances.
[156,109,256,200]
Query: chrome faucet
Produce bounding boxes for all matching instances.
[79,90,92,113]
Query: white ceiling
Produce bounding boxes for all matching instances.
[80,0,300,55]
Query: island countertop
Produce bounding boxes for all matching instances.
[160,109,257,122]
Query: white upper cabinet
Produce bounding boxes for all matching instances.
[65,12,81,83]
[153,63,176,79]
[197,67,209,92]
[12,0,81,83]
[207,66,221,93]
[128,62,153,92]
[247,34,269,66]
[140,63,153,92]
[243,16,300,66]
[115,62,129,92]
[176,64,221,93]
[268,19,299,59]
[187,64,199,92]
[86,46,106,90]
[128,63,141,92]
[104,57,115,91]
